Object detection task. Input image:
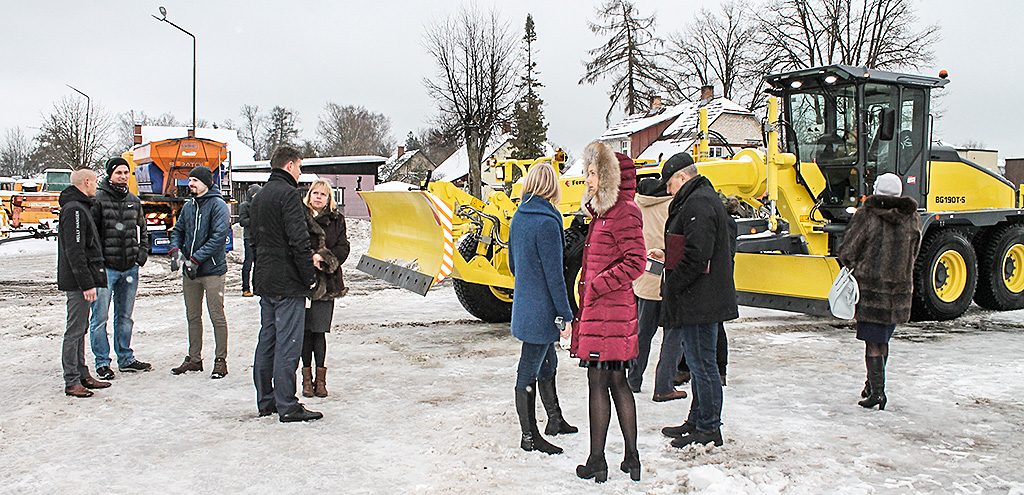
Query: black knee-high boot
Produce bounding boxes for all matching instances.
[861,352,888,398]
[538,376,577,436]
[515,385,562,454]
[858,356,886,410]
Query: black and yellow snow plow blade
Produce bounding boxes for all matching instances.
[356,190,451,295]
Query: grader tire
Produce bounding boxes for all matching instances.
[563,224,587,315]
[911,229,977,321]
[452,234,512,323]
[973,224,1024,310]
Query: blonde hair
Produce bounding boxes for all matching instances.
[521,162,561,206]
[303,179,337,212]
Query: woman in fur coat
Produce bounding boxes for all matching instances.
[301,179,350,398]
[837,173,921,410]
[571,142,646,482]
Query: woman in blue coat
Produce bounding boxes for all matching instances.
[509,163,576,455]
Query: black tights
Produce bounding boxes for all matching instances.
[302,331,326,368]
[586,368,637,461]
[865,341,888,358]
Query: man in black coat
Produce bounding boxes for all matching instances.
[250,145,321,422]
[649,160,738,449]
[57,169,111,397]
[88,157,152,380]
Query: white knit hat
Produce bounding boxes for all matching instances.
[873,173,902,197]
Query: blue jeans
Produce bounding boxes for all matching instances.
[627,298,660,390]
[654,326,686,395]
[254,296,306,415]
[677,322,723,432]
[89,266,139,368]
[516,342,557,390]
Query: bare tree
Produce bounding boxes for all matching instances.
[239,104,266,159]
[664,2,768,109]
[263,106,301,156]
[424,5,519,199]
[317,103,396,157]
[755,0,940,71]
[33,96,113,170]
[0,127,33,176]
[580,0,670,123]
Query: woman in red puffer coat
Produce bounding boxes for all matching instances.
[571,142,646,483]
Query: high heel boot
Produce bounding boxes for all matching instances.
[620,450,641,481]
[576,455,608,483]
[515,385,562,454]
[858,356,887,410]
[861,352,888,398]
[538,376,577,436]
[301,367,314,398]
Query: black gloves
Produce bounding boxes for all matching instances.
[183,258,199,280]
[170,249,184,272]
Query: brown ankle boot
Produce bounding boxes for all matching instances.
[314,367,328,397]
[301,367,314,397]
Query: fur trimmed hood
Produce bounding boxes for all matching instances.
[862,194,918,223]
[580,143,636,216]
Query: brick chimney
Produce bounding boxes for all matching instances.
[651,95,663,109]
[502,121,511,134]
[700,85,715,101]
[134,125,143,145]
[397,146,406,158]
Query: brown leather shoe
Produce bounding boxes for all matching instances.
[653,389,687,402]
[65,384,94,397]
[81,377,112,389]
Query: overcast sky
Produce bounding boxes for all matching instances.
[2,0,1022,159]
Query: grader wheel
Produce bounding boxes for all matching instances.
[974,224,1024,310]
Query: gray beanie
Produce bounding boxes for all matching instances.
[873,173,902,197]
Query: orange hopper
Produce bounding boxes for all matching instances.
[132,137,228,198]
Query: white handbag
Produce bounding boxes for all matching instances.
[828,266,859,320]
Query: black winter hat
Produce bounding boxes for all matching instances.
[105,157,129,177]
[188,166,215,190]
[660,152,695,185]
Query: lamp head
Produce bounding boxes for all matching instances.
[158,6,167,19]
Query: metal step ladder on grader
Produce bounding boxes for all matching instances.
[357,65,1024,322]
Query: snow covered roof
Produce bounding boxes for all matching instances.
[230,171,320,183]
[433,133,511,182]
[658,98,753,140]
[232,155,388,171]
[140,126,256,165]
[600,105,687,140]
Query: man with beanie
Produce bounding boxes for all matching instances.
[251,145,321,422]
[168,165,231,379]
[88,157,152,380]
[58,168,111,397]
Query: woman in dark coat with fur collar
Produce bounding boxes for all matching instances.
[571,142,646,483]
[837,173,921,410]
[301,179,350,398]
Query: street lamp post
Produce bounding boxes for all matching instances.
[153,6,196,132]
[67,85,90,169]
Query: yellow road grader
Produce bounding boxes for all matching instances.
[358,65,1024,322]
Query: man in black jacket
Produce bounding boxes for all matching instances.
[238,184,261,297]
[88,157,152,380]
[58,169,111,397]
[251,146,321,422]
[649,161,738,449]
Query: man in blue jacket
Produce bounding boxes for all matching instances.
[168,166,231,379]
[251,146,320,422]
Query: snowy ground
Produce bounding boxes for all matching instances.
[2,220,1023,494]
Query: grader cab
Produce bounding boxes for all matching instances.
[359,65,1024,322]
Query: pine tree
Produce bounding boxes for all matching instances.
[263,106,300,155]
[510,14,548,161]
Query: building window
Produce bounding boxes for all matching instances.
[621,141,629,154]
